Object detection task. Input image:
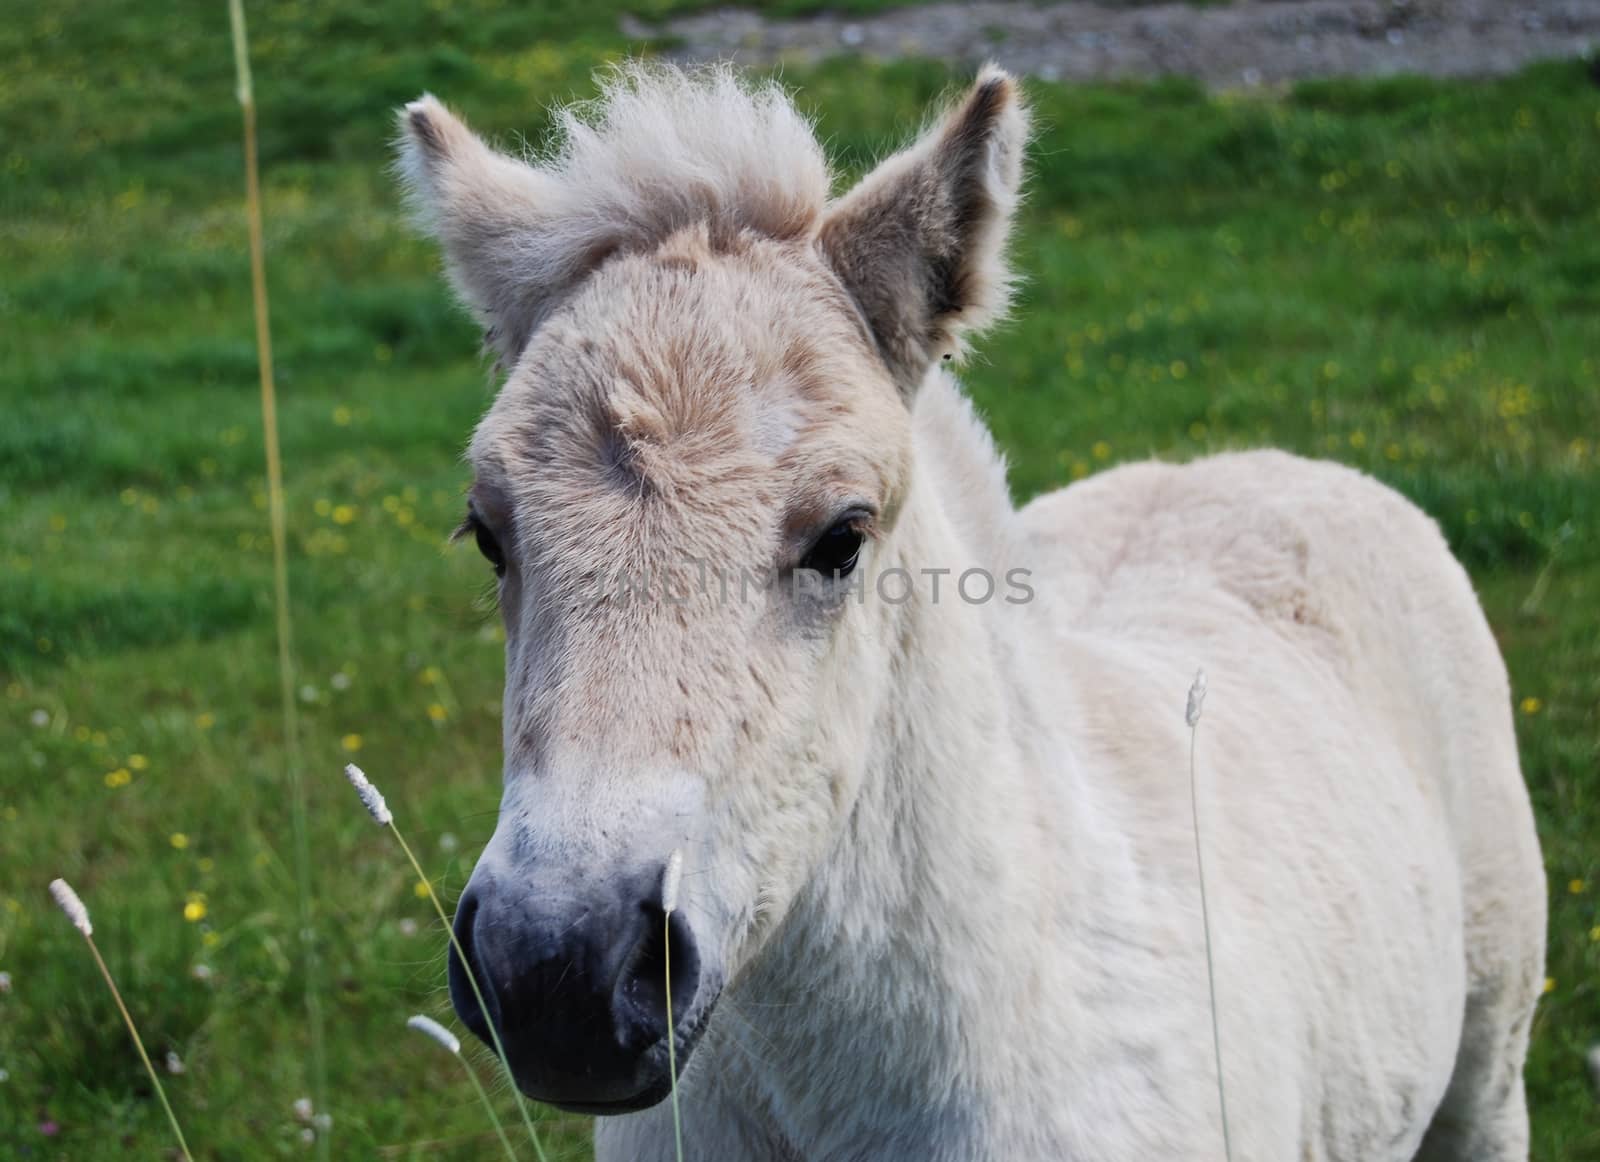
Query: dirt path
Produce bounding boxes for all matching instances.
[635,0,1600,88]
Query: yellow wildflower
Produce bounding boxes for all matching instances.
[183,893,207,923]
[1520,697,1542,716]
[128,754,149,771]
[427,703,449,723]
[170,833,189,850]
[341,733,363,753]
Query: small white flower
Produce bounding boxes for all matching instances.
[191,963,213,982]
[292,1096,314,1123]
[330,672,351,691]
[49,879,92,937]
[29,709,50,727]
[438,831,459,854]
[397,918,418,937]
[298,684,319,704]
[0,1067,9,1083]
[165,1050,185,1075]
[312,1113,332,1132]
[342,763,391,826]
[299,1127,315,1145]
[662,850,683,914]
[407,1014,460,1055]
[1185,669,1208,728]
[0,971,12,994]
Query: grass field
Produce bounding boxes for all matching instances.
[2,0,1598,1157]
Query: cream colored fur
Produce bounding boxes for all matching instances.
[399,63,1545,1161]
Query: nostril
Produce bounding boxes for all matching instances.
[448,888,495,1047]
[613,906,700,1053]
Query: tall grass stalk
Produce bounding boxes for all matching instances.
[226,1,328,1154]
[343,765,548,1161]
[407,1015,519,1162]
[661,850,685,1162]
[49,880,196,1162]
[1185,670,1233,1162]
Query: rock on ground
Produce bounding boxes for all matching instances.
[631,0,1600,88]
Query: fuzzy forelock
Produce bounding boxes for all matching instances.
[530,61,830,250]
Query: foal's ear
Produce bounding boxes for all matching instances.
[819,66,1028,393]
[397,95,556,368]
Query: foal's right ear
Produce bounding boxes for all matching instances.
[397,95,556,368]
[819,67,1029,394]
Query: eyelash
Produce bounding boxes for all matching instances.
[458,512,506,578]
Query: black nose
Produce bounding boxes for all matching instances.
[448,865,701,1113]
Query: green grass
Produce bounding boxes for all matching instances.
[2,0,1598,1157]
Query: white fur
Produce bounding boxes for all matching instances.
[400,64,1546,1162]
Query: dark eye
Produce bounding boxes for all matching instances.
[472,518,506,577]
[800,519,865,578]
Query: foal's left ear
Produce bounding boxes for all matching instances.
[819,66,1028,394]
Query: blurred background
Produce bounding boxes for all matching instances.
[1,0,1597,1157]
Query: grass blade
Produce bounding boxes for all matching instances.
[225,1,329,1153]
[50,880,196,1162]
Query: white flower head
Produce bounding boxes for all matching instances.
[342,763,391,826]
[292,1096,314,1123]
[1185,668,1208,728]
[49,878,92,937]
[407,1013,460,1055]
[661,850,684,915]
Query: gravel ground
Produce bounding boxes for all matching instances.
[634,0,1600,88]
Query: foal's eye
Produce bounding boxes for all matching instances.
[472,519,506,577]
[800,519,865,579]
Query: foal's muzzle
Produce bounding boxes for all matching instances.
[449,863,704,1114]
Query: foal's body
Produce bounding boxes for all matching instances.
[597,378,1545,1161]
[399,62,1544,1162]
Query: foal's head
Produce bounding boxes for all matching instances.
[400,62,1026,1112]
